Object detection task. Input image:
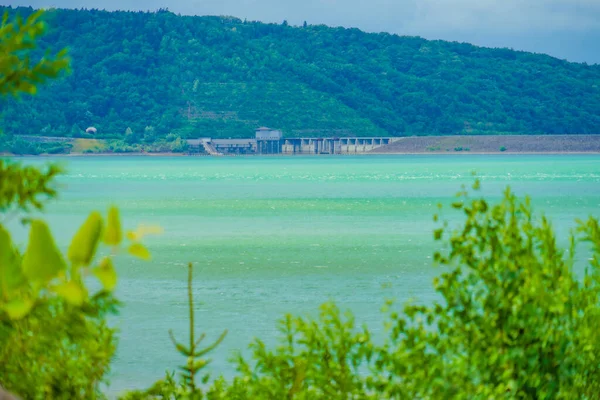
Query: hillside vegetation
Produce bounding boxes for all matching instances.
[1,6,599,140]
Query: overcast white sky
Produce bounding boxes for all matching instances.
[8,0,600,64]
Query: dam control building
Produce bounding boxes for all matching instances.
[187,127,399,156]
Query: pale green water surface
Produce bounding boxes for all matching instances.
[7,154,600,395]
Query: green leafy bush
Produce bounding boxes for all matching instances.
[0,150,157,398]
[208,303,374,400]
[0,167,154,398]
[369,184,600,398]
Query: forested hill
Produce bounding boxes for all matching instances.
[2,6,600,140]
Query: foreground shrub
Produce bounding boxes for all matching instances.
[370,184,600,398]
[0,171,152,398]
[207,303,374,400]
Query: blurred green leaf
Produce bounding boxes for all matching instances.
[0,224,24,293]
[2,297,34,320]
[103,207,122,246]
[68,211,103,267]
[22,220,65,283]
[54,281,86,306]
[128,243,151,260]
[127,225,163,242]
[92,257,117,291]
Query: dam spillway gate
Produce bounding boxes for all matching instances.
[187,129,400,156]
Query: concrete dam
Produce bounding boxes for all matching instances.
[187,127,400,156]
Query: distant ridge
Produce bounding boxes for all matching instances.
[1,6,599,139]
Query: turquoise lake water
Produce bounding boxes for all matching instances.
[7,154,600,395]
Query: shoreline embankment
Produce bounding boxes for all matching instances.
[369,134,600,154]
[3,134,600,156]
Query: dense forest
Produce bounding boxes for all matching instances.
[1,6,599,141]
